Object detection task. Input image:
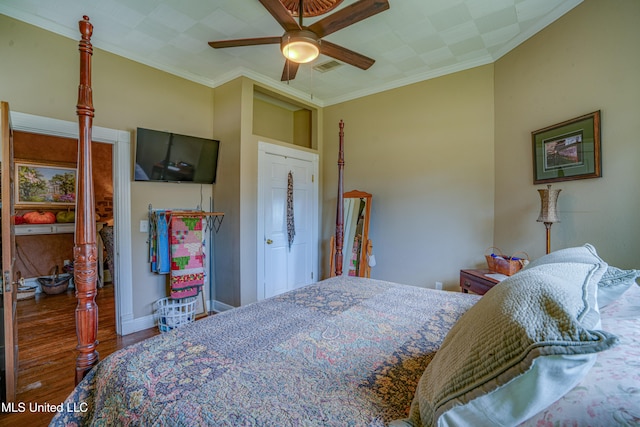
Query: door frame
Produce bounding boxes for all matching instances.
[1,101,17,402]
[10,112,133,335]
[257,141,319,301]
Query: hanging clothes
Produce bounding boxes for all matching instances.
[287,171,295,250]
[169,215,205,298]
[149,210,171,274]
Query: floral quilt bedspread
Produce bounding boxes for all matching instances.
[50,277,479,426]
[520,283,640,426]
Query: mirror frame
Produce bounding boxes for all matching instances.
[343,190,372,277]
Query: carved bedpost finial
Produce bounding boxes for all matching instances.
[77,16,94,120]
[79,16,93,40]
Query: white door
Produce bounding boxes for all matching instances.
[258,142,318,300]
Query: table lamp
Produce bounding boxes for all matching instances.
[537,184,561,254]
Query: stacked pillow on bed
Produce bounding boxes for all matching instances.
[392,243,639,427]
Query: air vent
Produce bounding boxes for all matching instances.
[313,60,342,73]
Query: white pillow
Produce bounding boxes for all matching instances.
[597,266,640,308]
[523,244,640,308]
[394,245,618,427]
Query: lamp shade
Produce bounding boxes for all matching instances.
[281,30,320,63]
[537,184,561,223]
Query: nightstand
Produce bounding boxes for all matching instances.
[460,269,500,295]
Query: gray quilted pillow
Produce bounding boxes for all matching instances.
[396,247,618,427]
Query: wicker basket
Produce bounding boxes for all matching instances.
[17,285,37,300]
[155,297,197,333]
[485,247,529,276]
[15,272,35,300]
[37,266,72,295]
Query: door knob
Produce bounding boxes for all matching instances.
[266,239,273,244]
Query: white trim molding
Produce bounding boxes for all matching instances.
[11,111,134,336]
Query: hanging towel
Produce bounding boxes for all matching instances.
[150,211,171,274]
[287,171,295,250]
[169,215,205,298]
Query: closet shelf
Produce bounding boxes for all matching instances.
[15,223,74,235]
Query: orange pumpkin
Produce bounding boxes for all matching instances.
[23,211,56,224]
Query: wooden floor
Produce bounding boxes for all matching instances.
[1,285,158,427]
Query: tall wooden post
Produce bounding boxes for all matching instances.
[75,15,99,385]
[334,120,345,276]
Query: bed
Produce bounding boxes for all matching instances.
[53,277,477,425]
[51,258,640,426]
[59,17,639,427]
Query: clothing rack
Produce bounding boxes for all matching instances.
[148,204,225,233]
[148,204,224,312]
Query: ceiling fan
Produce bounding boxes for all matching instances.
[208,0,390,81]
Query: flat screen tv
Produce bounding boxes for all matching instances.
[134,128,220,184]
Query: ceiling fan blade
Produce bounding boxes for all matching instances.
[320,40,375,70]
[258,0,302,32]
[281,60,300,81]
[307,0,389,38]
[209,36,281,49]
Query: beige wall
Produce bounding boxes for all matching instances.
[1,16,216,319]
[494,0,640,267]
[211,78,243,307]
[293,109,312,148]
[253,98,294,144]
[213,78,321,307]
[3,0,638,321]
[323,65,495,289]
[253,97,313,149]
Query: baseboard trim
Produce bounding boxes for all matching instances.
[211,299,235,313]
[121,314,156,336]
[119,300,235,336]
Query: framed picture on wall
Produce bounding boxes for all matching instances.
[15,160,77,209]
[532,110,601,184]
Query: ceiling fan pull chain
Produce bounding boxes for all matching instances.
[286,35,290,84]
[310,65,314,100]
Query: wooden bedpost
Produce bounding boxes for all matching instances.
[334,120,345,276]
[74,15,99,385]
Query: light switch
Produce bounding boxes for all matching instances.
[140,220,149,233]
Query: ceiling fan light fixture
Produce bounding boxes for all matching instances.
[281,30,319,63]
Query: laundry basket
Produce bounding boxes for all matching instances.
[155,296,197,332]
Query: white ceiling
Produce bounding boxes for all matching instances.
[0,0,582,106]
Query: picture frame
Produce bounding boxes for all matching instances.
[532,110,601,184]
[15,160,77,209]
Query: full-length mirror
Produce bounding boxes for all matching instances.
[331,190,372,278]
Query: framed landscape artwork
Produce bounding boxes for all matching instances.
[15,160,77,209]
[532,111,601,184]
